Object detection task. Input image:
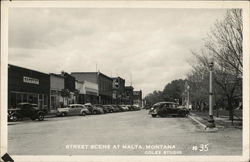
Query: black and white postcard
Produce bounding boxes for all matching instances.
[1,1,249,162]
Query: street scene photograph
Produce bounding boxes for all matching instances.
[1,1,249,162]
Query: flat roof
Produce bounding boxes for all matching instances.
[71,71,112,80]
[49,73,65,78]
[8,64,49,76]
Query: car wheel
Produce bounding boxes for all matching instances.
[11,114,18,122]
[93,111,97,115]
[61,112,67,117]
[151,114,157,118]
[38,113,44,121]
[81,112,86,116]
[31,117,36,120]
[110,110,113,113]
[179,112,186,117]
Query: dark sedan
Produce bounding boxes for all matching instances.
[8,103,47,121]
[149,101,189,118]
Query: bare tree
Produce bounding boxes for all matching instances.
[205,9,242,76]
[188,9,242,123]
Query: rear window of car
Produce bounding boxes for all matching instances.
[164,103,177,108]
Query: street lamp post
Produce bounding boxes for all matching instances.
[208,60,215,128]
[187,85,190,110]
[185,81,190,109]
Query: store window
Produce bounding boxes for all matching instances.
[27,94,37,104]
[33,94,38,105]
[9,92,40,109]
[44,95,48,106]
[10,93,16,108]
[23,94,27,102]
[51,96,56,109]
[38,94,43,109]
[16,93,22,105]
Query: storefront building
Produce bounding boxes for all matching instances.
[75,80,85,104]
[61,72,76,105]
[84,81,98,104]
[112,77,125,104]
[71,72,112,104]
[50,73,64,113]
[8,64,50,110]
[98,72,113,104]
[133,90,142,107]
[124,86,134,105]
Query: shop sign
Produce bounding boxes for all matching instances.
[23,76,39,85]
[113,79,119,89]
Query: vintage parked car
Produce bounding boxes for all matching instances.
[120,105,130,111]
[109,105,121,112]
[95,104,109,113]
[117,105,126,112]
[149,102,189,118]
[103,105,115,113]
[126,105,134,111]
[109,105,122,112]
[8,102,48,122]
[131,105,141,111]
[57,104,90,117]
[84,103,104,114]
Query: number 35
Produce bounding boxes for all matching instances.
[199,144,209,152]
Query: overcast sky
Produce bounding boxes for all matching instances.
[9,8,227,97]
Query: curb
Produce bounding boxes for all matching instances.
[188,114,219,132]
[45,114,58,118]
[188,114,207,130]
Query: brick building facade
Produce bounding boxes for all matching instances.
[71,72,112,104]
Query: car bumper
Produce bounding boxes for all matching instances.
[148,109,157,115]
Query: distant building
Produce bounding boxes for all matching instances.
[75,80,85,104]
[61,72,76,105]
[8,64,50,110]
[83,81,99,104]
[133,90,142,107]
[112,77,125,104]
[50,73,65,112]
[71,72,112,104]
[75,79,98,104]
[124,86,134,105]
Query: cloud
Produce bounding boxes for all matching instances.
[8,8,227,96]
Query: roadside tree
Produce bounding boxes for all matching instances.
[188,9,242,122]
[162,79,186,105]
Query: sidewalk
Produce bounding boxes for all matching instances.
[188,111,242,130]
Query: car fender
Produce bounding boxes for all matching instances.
[9,112,21,118]
[81,109,89,113]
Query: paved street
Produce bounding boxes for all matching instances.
[8,110,242,155]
